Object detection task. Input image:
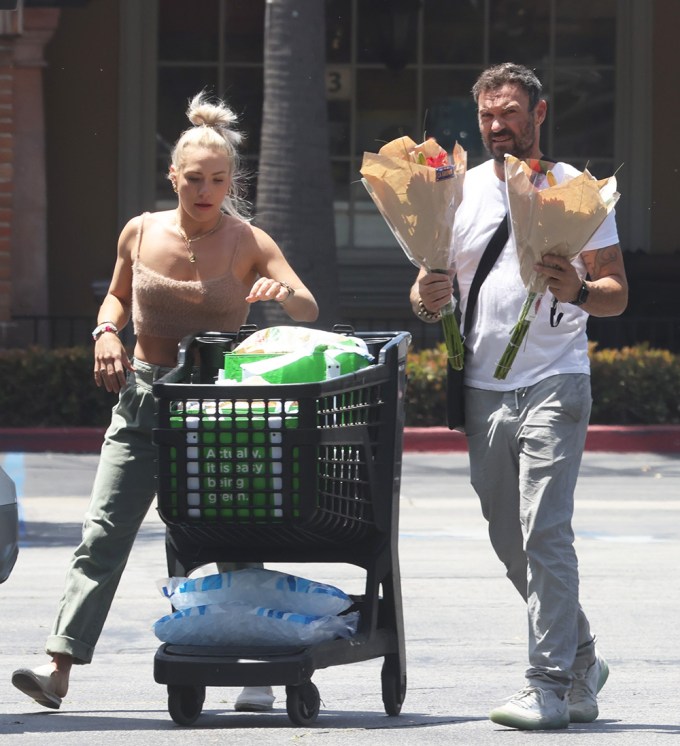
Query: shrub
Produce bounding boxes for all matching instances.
[405,343,448,426]
[0,347,116,427]
[0,343,678,427]
[404,342,680,427]
[588,343,680,424]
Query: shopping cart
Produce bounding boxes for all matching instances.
[152,327,411,726]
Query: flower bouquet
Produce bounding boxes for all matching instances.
[360,136,467,369]
[494,155,620,380]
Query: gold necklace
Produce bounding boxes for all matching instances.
[175,212,223,263]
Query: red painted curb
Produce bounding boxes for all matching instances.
[0,428,106,454]
[0,425,679,454]
[584,425,680,454]
[403,427,468,452]
[402,425,680,454]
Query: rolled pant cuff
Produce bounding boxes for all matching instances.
[46,634,93,665]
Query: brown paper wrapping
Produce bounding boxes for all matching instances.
[505,155,620,294]
[360,137,466,271]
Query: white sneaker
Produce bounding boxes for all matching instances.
[11,664,66,710]
[489,685,569,730]
[234,686,275,712]
[569,651,609,723]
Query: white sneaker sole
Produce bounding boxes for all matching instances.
[12,669,62,710]
[490,708,569,731]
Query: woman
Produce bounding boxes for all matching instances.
[12,93,319,713]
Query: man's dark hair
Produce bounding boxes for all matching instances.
[472,63,543,111]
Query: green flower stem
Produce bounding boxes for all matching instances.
[494,292,538,380]
[428,268,464,370]
[441,301,464,371]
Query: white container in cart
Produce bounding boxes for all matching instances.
[0,466,18,583]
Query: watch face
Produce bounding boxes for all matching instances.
[574,283,589,306]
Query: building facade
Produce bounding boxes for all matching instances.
[2,0,679,349]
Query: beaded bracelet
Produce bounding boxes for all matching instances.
[416,297,441,322]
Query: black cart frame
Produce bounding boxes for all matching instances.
[152,328,410,726]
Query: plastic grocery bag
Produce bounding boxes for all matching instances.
[158,568,353,617]
[153,601,360,647]
[232,326,373,357]
[222,326,373,384]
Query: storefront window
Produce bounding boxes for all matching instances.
[221,68,263,156]
[156,0,618,250]
[157,66,218,155]
[423,0,484,65]
[555,0,616,64]
[327,98,351,157]
[158,0,219,62]
[422,69,483,161]
[553,68,615,173]
[489,0,550,67]
[355,68,417,156]
[356,1,418,68]
[326,0,351,64]
[156,1,264,207]
[223,0,265,62]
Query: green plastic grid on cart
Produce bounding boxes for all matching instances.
[165,401,302,521]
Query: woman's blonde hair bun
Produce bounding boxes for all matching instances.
[186,92,243,148]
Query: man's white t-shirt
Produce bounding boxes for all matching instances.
[451,159,619,391]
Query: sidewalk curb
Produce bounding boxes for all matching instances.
[403,425,680,454]
[1,426,679,454]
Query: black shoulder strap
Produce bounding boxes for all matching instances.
[462,215,509,337]
[446,211,508,432]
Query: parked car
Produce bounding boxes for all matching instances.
[0,467,18,583]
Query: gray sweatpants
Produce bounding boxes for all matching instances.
[465,373,596,696]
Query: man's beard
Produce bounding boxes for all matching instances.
[483,117,536,163]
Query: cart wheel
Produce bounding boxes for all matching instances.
[286,682,320,726]
[167,684,205,726]
[381,656,406,716]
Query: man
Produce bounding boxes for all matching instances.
[410,63,627,730]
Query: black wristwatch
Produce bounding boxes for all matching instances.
[569,280,590,307]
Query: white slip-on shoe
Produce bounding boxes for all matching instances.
[489,685,569,730]
[569,650,609,723]
[11,665,66,710]
[234,686,276,712]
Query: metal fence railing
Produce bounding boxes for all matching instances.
[4,315,95,349]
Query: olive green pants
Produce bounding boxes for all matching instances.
[46,360,256,664]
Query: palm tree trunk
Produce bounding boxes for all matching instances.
[253,0,339,329]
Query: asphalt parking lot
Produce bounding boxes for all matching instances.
[0,450,678,745]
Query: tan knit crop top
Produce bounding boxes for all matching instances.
[132,212,251,340]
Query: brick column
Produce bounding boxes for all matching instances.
[0,39,14,325]
[11,9,60,329]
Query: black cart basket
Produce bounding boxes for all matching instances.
[152,327,411,726]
